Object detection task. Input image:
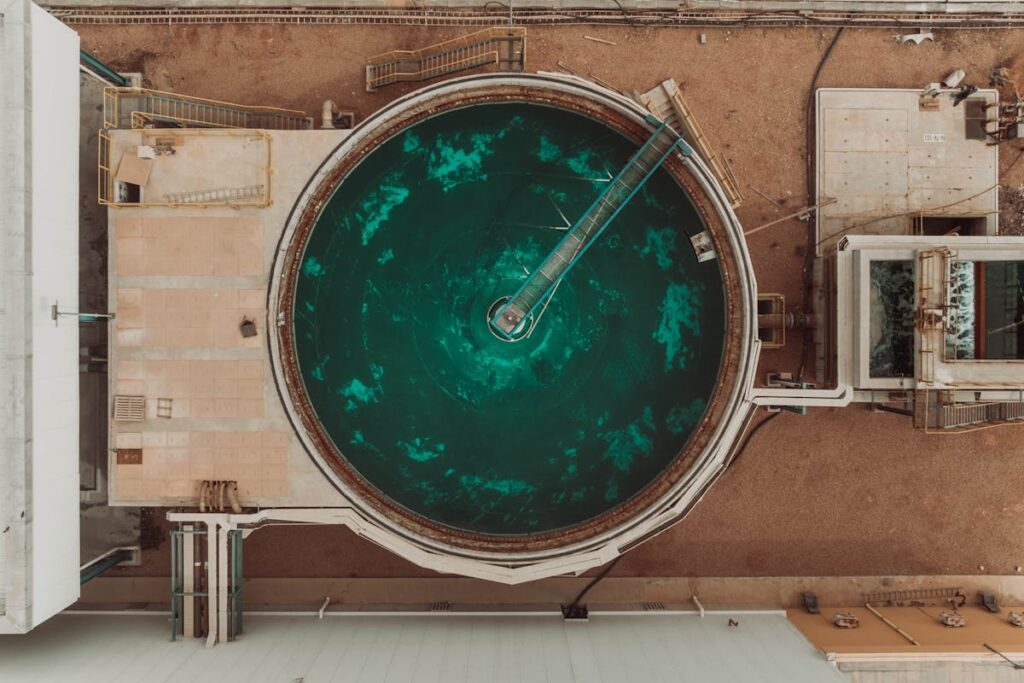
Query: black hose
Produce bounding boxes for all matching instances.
[562,411,780,613]
[798,27,845,382]
[609,0,639,26]
[564,554,625,613]
[727,411,781,469]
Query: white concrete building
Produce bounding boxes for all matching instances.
[0,0,81,632]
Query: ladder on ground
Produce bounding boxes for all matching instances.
[365,27,526,92]
[639,78,743,208]
[163,184,266,205]
[103,87,313,130]
[491,119,689,338]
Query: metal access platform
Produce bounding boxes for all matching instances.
[491,117,690,338]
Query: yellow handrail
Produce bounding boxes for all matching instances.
[367,27,524,66]
[368,52,500,90]
[106,86,307,116]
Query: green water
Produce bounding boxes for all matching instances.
[293,103,727,535]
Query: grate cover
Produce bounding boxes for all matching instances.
[113,395,145,421]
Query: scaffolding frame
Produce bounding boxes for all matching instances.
[170,526,243,642]
[639,79,742,208]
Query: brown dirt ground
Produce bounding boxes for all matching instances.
[79,23,1024,578]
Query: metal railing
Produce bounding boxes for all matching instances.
[103,86,312,130]
[366,27,526,91]
[491,120,688,337]
[864,586,962,605]
[915,389,1024,431]
[162,184,266,204]
[640,79,742,208]
[50,8,1024,30]
[97,128,273,208]
[916,248,952,385]
[941,401,999,428]
[97,129,114,205]
[80,49,129,87]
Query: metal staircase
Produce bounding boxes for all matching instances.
[491,119,689,338]
[639,78,742,208]
[914,389,1024,431]
[365,27,526,92]
[103,87,313,130]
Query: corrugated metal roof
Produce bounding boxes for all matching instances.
[0,612,846,682]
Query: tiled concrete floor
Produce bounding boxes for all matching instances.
[107,130,346,508]
[816,88,1000,250]
[114,287,265,349]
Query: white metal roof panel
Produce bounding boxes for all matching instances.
[0,612,847,682]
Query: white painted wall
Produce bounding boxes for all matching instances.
[26,3,81,627]
[0,1,81,631]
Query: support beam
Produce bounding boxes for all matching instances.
[218,525,229,644]
[205,523,218,647]
[183,525,195,638]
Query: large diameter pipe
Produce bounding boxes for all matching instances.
[226,482,242,514]
[757,311,813,330]
[322,100,340,129]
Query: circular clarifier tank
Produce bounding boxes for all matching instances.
[271,75,757,573]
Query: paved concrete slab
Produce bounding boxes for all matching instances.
[816,88,999,252]
[107,130,347,509]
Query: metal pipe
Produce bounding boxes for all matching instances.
[321,100,340,129]
[874,404,914,417]
[865,603,919,645]
[218,524,229,643]
[80,547,136,585]
[205,522,218,648]
[692,595,705,618]
[226,481,242,514]
[170,533,178,641]
[80,49,129,87]
[54,7,1024,30]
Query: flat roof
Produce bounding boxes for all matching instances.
[106,129,346,509]
[0,612,846,682]
[816,88,999,253]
